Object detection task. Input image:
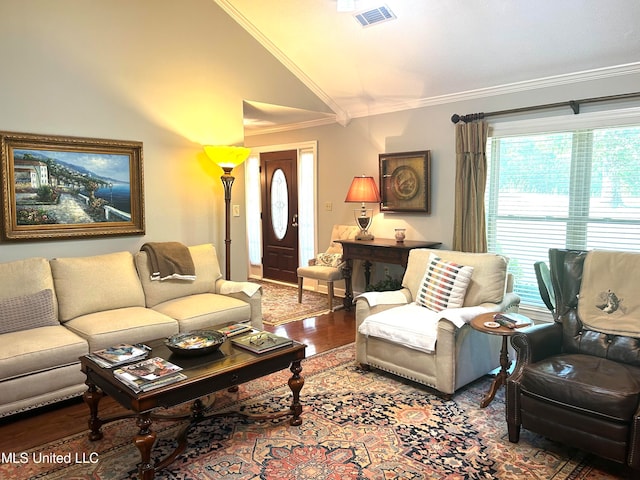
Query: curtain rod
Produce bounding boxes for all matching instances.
[450,91,640,124]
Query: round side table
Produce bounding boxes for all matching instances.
[470,312,519,408]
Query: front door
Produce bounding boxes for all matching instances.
[261,150,299,283]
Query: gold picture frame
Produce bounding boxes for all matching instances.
[1,131,145,240]
[379,150,430,213]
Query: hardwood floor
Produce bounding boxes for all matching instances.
[0,308,355,453]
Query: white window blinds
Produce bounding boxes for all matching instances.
[486,108,640,307]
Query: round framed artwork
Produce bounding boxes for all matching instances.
[390,165,420,200]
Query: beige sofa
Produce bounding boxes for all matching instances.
[0,243,262,418]
[355,249,520,397]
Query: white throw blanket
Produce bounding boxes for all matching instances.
[218,281,262,297]
[358,303,490,353]
[354,290,408,307]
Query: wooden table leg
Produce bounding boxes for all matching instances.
[342,259,354,311]
[288,360,304,426]
[363,260,372,287]
[480,335,511,408]
[83,383,105,441]
[134,413,157,480]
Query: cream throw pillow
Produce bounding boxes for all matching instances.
[416,254,474,312]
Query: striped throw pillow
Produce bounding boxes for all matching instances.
[416,254,474,312]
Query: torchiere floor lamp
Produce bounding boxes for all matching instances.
[203,145,251,280]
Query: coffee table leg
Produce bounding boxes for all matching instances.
[83,383,105,441]
[134,413,157,480]
[288,359,304,426]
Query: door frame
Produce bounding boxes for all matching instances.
[245,141,318,281]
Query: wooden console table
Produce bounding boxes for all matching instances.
[335,238,442,310]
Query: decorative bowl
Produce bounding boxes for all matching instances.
[165,330,226,356]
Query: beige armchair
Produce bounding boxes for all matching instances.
[297,225,359,311]
[355,248,520,397]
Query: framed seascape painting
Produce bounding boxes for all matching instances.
[379,150,431,213]
[0,131,145,240]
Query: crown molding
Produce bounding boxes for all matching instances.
[244,115,337,137]
[246,62,640,135]
[346,62,640,120]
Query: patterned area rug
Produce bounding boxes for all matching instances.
[259,280,342,326]
[1,345,632,479]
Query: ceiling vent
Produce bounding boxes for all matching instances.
[354,5,396,27]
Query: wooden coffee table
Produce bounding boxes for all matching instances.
[80,335,306,480]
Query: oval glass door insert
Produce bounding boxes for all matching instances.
[271,168,288,240]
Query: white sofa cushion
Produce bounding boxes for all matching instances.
[63,306,178,352]
[0,325,87,380]
[152,293,251,332]
[416,253,473,311]
[51,251,145,322]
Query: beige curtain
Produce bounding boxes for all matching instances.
[453,120,488,252]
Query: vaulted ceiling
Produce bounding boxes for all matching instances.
[213,0,640,133]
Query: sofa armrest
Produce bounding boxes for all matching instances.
[214,279,263,329]
[499,292,521,313]
[511,322,562,366]
[509,322,563,393]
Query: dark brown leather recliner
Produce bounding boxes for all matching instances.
[506,248,640,469]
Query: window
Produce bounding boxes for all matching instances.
[245,154,262,266]
[298,148,316,268]
[486,108,640,310]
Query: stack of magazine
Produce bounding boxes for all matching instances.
[231,330,293,354]
[88,343,149,368]
[113,357,186,393]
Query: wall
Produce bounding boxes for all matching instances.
[246,73,640,290]
[0,0,328,281]
[2,1,639,288]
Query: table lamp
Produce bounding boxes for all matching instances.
[344,175,380,240]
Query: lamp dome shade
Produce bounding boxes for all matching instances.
[344,175,380,203]
[203,145,251,169]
